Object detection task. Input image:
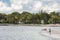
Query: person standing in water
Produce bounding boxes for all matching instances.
[42,28,51,34]
[49,28,51,35]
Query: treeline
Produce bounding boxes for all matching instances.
[0,11,60,24]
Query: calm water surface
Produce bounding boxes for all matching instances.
[0,25,60,40]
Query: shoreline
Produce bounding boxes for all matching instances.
[0,24,60,27]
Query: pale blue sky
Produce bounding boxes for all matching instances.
[0,0,11,6]
[0,0,60,14]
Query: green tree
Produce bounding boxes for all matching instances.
[6,12,21,24]
[31,13,41,24]
[21,11,32,24]
[0,13,7,23]
[40,12,50,24]
[48,12,59,24]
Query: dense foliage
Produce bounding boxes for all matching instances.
[0,11,60,24]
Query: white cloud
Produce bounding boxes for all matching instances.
[0,1,12,13]
[30,0,60,13]
[0,0,60,13]
[11,4,22,10]
[33,0,60,13]
[0,0,23,13]
[10,0,23,11]
[43,2,60,12]
[32,1,42,12]
[10,0,33,13]
[11,0,31,4]
[10,0,32,12]
[40,0,55,2]
[22,0,32,4]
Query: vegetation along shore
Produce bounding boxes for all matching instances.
[0,11,60,24]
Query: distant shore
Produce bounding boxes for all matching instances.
[0,24,60,27]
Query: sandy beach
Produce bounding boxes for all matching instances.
[0,24,60,27]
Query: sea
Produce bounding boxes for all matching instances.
[0,25,60,40]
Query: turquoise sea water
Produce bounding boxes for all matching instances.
[0,25,59,40]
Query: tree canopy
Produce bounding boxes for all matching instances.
[0,11,60,24]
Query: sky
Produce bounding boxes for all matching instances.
[0,0,60,14]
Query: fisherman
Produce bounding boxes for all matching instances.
[41,28,51,34]
[49,28,51,34]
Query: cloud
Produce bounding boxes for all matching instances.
[32,1,43,12]
[0,1,11,13]
[43,1,60,12]
[10,0,33,13]
[0,0,23,13]
[32,0,60,13]
[0,0,60,13]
